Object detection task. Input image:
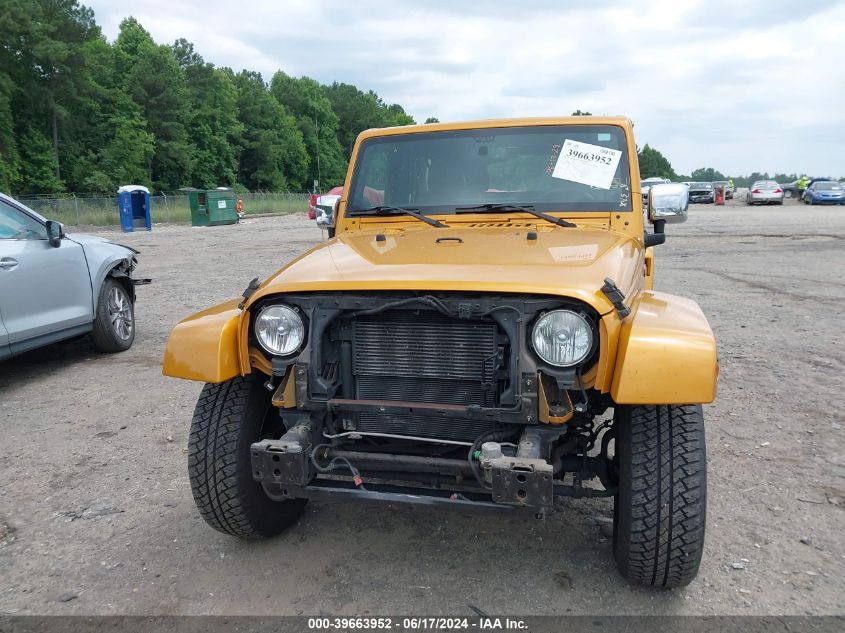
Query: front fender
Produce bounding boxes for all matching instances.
[162,300,243,383]
[67,234,137,308]
[610,291,718,404]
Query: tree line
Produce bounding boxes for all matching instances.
[2,1,827,197]
[0,0,417,195]
[636,144,815,187]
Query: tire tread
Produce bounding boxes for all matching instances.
[615,404,707,588]
[188,375,306,539]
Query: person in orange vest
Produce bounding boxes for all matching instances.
[236,198,244,221]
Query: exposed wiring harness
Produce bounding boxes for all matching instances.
[575,365,590,412]
[351,295,452,318]
[467,428,521,490]
[310,443,367,489]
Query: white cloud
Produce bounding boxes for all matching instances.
[88,0,845,177]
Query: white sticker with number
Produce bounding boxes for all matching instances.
[551,139,622,189]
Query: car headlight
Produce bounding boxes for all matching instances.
[255,305,305,356]
[531,310,593,367]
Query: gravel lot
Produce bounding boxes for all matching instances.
[1,198,843,616]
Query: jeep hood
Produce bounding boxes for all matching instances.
[249,227,644,314]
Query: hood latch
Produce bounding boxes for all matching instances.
[600,278,631,319]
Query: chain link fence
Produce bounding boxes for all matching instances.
[15,191,311,227]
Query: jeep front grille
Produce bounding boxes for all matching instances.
[351,310,501,441]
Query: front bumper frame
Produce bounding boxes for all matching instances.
[250,422,561,512]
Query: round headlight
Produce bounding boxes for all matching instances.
[255,305,305,356]
[531,310,593,367]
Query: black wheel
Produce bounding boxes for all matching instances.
[91,277,135,352]
[188,374,307,539]
[613,404,707,588]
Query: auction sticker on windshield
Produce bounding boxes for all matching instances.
[552,139,622,189]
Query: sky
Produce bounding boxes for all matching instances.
[86,0,845,177]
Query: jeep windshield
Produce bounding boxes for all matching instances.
[346,124,633,217]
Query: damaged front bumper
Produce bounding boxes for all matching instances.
[249,421,603,513]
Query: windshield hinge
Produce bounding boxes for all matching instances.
[600,278,631,319]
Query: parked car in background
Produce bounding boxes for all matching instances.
[780,181,800,198]
[307,186,343,220]
[805,177,838,191]
[802,180,845,205]
[0,192,144,359]
[711,181,734,199]
[745,181,784,205]
[688,182,715,203]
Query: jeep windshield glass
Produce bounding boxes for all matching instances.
[346,124,632,217]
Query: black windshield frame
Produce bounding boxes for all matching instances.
[346,124,633,217]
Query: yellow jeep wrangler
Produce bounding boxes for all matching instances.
[163,116,717,588]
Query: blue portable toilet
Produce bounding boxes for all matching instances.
[117,185,152,232]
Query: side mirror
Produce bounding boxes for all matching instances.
[648,183,689,225]
[45,220,64,247]
[644,183,688,247]
[315,197,340,229]
[315,208,334,228]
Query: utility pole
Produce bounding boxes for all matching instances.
[314,102,321,192]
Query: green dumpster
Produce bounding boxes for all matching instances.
[183,187,238,226]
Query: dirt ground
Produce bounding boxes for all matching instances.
[1,198,843,616]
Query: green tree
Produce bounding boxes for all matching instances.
[61,35,154,192]
[690,167,726,181]
[637,144,676,180]
[116,18,193,190]
[424,117,440,124]
[571,110,592,116]
[270,72,346,188]
[16,126,64,193]
[0,0,101,192]
[0,0,27,190]
[0,4,436,196]
[77,109,155,191]
[232,70,308,190]
[324,82,415,158]
[385,103,414,126]
[172,39,241,188]
[0,85,20,190]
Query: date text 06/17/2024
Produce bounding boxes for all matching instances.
[306,617,528,631]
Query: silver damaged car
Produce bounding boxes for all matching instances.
[0,192,146,360]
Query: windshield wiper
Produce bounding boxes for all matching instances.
[454,204,576,228]
[347,205,448,228]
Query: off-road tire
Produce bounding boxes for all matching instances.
[613,404,707,588]
[91,277,135,352]
[188,374,307,539]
